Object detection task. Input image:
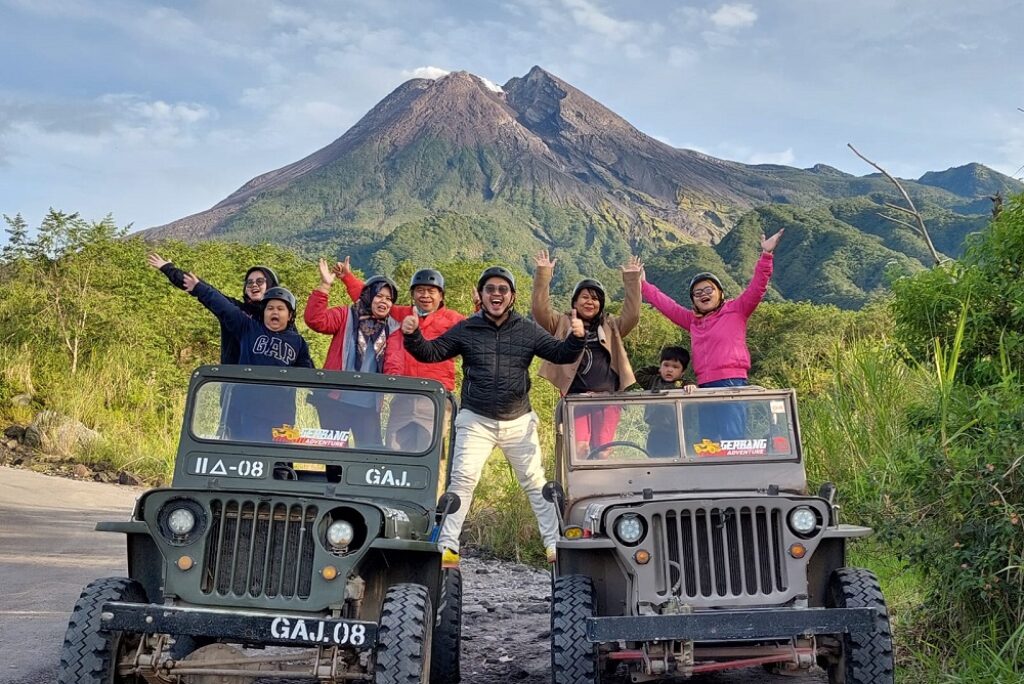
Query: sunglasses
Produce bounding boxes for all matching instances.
[691,285,716,297]
[246,277,267,287]
[483,284,511,295]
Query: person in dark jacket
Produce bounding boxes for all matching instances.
[402,265,585,567]
[183,273,314,442]
[147,253,279,364]
[635,346,691,458]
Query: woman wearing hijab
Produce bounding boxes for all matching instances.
[304,258,400,447]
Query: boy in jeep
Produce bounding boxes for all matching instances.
[635,346,691,458]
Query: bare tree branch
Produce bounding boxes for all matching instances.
[879,214,920,231]
[883,202,919,216]
[848,143,942,266]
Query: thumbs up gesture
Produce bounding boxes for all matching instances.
[570,308,584,338]
[401,315,419,334]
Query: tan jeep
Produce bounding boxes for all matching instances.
[545,386,893,683]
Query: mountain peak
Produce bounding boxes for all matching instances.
[918,163,1023,198]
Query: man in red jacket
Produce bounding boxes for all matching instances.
[334,258,464,450]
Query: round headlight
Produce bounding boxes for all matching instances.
[789,507,818,535]
[167,508,196,536]
[615,514,645,545]
[327,520,355,548]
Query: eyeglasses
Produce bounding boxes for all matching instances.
[245,278,267,287]
[483,284,511,295]
[691,285,716,297]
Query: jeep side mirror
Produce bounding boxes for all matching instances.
[436,492,461,515]
[542,481,565,506]
[818,482,837,505]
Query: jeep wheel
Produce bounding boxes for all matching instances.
[825,568,894,684]
[430,569,462,683]
[551,575,599,684]
[375,583,433,684]
[58,577,148,684]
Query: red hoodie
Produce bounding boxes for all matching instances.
[342,273,464,391]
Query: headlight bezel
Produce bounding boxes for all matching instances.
[613,513,647,546]
[157,498,206,546]
[788,506,819,537]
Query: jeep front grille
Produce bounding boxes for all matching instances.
[651,505,788,600]
[201,499,318,600]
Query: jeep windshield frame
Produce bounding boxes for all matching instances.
[172,366,454,511]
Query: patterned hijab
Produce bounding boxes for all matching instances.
[350,281,393,370]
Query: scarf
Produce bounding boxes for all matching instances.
[350,282,390,370]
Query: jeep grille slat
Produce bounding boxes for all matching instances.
[202,499,317,600]
[654,504,789,601]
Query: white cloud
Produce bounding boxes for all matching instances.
[405,66,451,80]
[476,76,504,93]
[747,148,796,166]
[561,0,639,42]
[709,3,758,30]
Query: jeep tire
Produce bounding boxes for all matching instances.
[551,574,599,684]
[58,577,148,684]
[825,568,894,684]
[375,583,433,684]
[430,569,462,683]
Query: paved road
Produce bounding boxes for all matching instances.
[0,466,141,684]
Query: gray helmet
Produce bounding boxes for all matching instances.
[262,286,296,313]
[688,272,724,298]
[571,278,606,313]
[410,268,445,293]
[363,275,399,302]
[477,266,516,293]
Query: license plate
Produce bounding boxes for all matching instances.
[267,615,375,647]
[187,455,268,479]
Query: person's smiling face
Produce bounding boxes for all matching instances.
[245,273,269,301]
[371,287,394,319]
[691,280,722,314]
[573,288,601,321]
[412,284,442,313]
[481,277,513,317]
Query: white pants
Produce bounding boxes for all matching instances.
[439,409,559,552]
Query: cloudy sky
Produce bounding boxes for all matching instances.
[1,0,1022,235]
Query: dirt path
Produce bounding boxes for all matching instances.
[0,467,825,683]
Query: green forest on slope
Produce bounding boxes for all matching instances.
[2,196,1024,679]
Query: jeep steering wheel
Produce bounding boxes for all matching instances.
[585,440,651,460]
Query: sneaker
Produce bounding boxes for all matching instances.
[441,547,460,569]
[545,545,557,564]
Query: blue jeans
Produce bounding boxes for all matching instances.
[697,378,748,443]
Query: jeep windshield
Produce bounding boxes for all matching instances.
[567,390,799,466]
[191,379,438,455]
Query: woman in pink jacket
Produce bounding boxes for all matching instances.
[641,230,783,440]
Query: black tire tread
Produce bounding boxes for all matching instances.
[376,583,432,684]
[58,576,147,684]
[430,569,462,684]
[828,567,895,684]
[551,574,598,684]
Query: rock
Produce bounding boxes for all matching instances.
[118,471,142,486]
[4,425,25,440]
[22,425,43,448]
[10,393,33,407]
[5,439,18,450]
[29,410,101,454]
[72,463,92,479]
[475,567,491,575]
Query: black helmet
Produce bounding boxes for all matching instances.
[262,286,296,313]
[688,272,724,298]
[571,278,606,313]
[410,268,445,293]
[363,275,399,302]
[477,266,516,293]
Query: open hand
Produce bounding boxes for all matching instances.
[318,258,335,287]
[683,384,697,394]
[569,309,584,337]
[146,253,169,270]
[182,273,200,293]
[401,315,419,334]
[621,255,643,273]
[761,229,784,254]
[535,249,557,269]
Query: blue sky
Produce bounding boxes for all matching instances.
[1,0,1022,235]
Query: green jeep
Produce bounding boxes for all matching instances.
[58,365,462,683]
[545,386,894,682]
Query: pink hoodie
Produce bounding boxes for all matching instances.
[641,252,773,385]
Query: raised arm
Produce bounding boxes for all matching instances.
[401,316,464,363]
[530,249,561,334]
[617,255,643,336]
[147,253,188,290]
[185,275,250,337]
[303,259,348,333]
[733,230,782,316]
[641,279,695,329]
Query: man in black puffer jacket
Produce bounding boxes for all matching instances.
[403,265,584,568]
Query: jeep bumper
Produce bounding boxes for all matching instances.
[586,607,877,643]
[101,601,378,649]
